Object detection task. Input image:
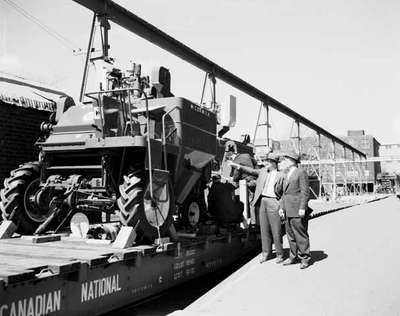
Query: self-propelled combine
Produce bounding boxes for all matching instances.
[0,9,249,243]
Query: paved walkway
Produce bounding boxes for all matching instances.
[171,196,399,316]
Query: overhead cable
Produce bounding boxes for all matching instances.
[2,0,81,52]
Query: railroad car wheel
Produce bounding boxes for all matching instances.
[0,162,50,234]
[117,172,174,243]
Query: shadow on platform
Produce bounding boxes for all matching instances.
[310,250,328,265]
[281,248,328,265]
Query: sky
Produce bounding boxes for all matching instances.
[0,0,399,145]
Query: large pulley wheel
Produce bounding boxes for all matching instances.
[117,172,174,243]
[0,162,50,234]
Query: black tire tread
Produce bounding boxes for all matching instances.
[0,161,41,234]
[116,172,174,243]
[117,176,143,225]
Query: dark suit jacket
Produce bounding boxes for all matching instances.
[239,166,285,207]
[279,167,310,217]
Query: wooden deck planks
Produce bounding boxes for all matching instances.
[0,237,116,251]
[0,252,80,272]
[0,239,113,255]
[0,242,111,266]
[0,231,239,285]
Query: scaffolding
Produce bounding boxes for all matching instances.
[251,102,383,200]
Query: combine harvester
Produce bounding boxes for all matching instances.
[0,1,366,315]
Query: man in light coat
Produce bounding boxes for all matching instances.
[230,153,285,263]
[279,151,311,269]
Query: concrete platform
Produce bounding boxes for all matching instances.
[172,195,400,316]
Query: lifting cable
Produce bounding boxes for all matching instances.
[143,91,162,243]
[199,72,207,105]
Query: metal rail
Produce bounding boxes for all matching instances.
[302,155,400,165]
[72,0,366,158]
[0,75,67,96]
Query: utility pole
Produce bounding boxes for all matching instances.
[317,133,322,198]
[266,103,270,148]
[296,120,301,154]
[331,140,336,200]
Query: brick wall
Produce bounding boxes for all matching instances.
[0,100,50,186]
[342,135,381,182]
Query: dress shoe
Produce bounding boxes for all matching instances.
[282,257,297,266]
[259,252,270,264]
[275,256,284,264]
[300,261,310,269]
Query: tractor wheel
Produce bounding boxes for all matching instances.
[117,172,174,243]
[0,162,50,235]
[180,195,206,228]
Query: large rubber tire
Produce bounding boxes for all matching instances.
[0,162,43,235]
[117,172,174,243]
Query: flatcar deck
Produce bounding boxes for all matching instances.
[0,229,259,316]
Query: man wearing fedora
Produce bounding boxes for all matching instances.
[279,151,311,269]
[230,152,285,264]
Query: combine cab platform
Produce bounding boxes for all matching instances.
[0,229,259,316]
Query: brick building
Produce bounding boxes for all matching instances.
[0,75,59,185]
[341,130,381,187]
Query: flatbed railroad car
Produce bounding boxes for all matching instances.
[0,229,260,316]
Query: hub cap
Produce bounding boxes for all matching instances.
[143,183,170,227]
[24,179,52,223]
[187,202,200,226]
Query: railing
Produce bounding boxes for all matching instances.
[85,87,142,137]
[301,156,400,165]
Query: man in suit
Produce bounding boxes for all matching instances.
[278,151,311,269]
[230,153,285,264]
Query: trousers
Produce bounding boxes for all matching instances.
[285,216,311,263]
[259,197,283,257]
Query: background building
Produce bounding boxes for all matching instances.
[274,130,380,193]
[0,74,60,185]
[378,144,400,191]
[341,130,381,189]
